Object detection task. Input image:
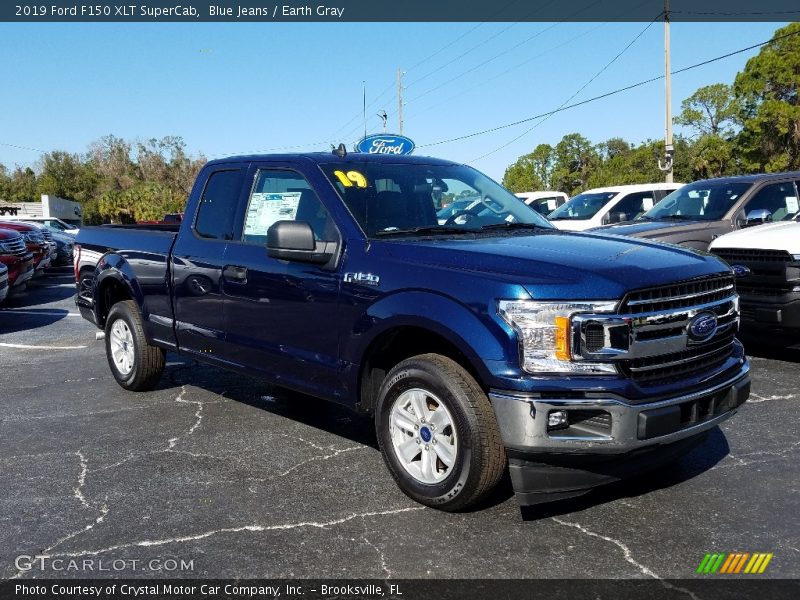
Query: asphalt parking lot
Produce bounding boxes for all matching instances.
[1,267,798,581]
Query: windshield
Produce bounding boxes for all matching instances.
[319,161,553,237]
[645,181,752,221]
[548,192,617,220]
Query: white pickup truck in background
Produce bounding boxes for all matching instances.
[710,217,800,344]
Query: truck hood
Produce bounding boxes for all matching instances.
[590,218,713,239]
[375,230,729,300]
[710,220,800,253]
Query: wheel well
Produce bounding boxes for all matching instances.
[96,277,132,327]
[357,326,482,415]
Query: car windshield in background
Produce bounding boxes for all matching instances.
[644,181,753,221]
[319,161,553,237]
[547,192,617,220]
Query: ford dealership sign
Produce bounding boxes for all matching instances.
[356,134,415,155]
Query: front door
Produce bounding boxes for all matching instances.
[222,164,344,399]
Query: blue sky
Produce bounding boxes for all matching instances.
[0,20,785,181]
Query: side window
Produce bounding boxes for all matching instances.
[744,182,799,222]
[194,169,244,240]
[241,169,337,245]
[609,191,655,222]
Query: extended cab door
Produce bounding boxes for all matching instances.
[221,162,344,399]
[171,163,248,362]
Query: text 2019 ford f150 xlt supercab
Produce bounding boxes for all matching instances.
[75,152,750,510]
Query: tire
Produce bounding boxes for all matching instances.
[105,300,165,391]
[375,353,506,511]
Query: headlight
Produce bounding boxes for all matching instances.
[498,300,618,374]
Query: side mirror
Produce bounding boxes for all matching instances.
[744,208,772,227]
[267,221,336,265]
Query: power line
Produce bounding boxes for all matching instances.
[418,28,800,151]
[0,142,48,154]
[470,14,661,162]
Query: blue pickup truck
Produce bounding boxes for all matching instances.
[75,151,750,510]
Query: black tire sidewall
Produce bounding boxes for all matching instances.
[104,304,140,387]
[376,361,477,508]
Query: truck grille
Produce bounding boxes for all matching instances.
[4,236,28,257]
[576,274,740,387]
[620,274,735,314]
[713,248,799,298]
[620,331,736,384]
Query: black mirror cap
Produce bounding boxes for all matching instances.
[267,220,336,265]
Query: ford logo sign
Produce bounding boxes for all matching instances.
[731,264,750,278]
[688,312,718,342]
[356,134,415,156]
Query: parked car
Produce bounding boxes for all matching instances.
[0,264,8,304]
[0,215,79,235]
[514,191,568,216]
[548,183,682,231]
[0,228,35,289]
[594,172,800,251]
[0,221,51,273]
[75,152,748,511]
[710,215,800,342]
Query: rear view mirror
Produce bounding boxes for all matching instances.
[744,209,772,227]
[267,221,336,264]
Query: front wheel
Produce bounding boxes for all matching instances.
[105,300,165,391]
[375,354,506,511]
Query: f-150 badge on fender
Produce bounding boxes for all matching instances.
[343,272,380,287]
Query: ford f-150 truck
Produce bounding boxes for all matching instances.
[593,172,800,251]
[75,152,750,511]
[710,216,800,342]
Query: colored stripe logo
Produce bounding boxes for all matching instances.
[697,552,773,574]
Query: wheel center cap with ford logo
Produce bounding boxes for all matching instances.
[419,426,432,443]
[356,134,415,155]
[688,312,718,342]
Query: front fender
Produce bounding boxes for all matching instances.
[345,290,519,387]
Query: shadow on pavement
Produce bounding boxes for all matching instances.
[520,427,730,521]
[0,308,73,334]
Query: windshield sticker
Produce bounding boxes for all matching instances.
[642,197,654,211]
[333,170,368,188]
[547,198,557,210]
[785,196,799,214]
[243,192,301,236]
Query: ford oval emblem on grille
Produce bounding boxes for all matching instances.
[731,264,750,278]
[688,312,718,341]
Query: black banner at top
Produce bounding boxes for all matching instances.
[2,0,800,23]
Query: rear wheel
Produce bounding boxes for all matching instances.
[105,300,165,391]
[375,354,506,511]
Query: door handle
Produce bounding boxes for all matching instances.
[223,265,248,283]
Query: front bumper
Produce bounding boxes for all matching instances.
[739,295,800,335]
[489,362,750,504]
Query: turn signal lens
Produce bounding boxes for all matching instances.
[554,316,570,360]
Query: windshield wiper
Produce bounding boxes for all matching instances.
[654,214,697,221]
[373,226,477,237]
[478,222,545,231]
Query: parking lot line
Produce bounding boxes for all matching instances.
[0,310,81,316]
[0,342,87,350]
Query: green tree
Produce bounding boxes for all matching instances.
[501,143,554,192]
[37,151,99,202]
[675,83,739,137]
[551,133,599,194]
[733,22,800,171]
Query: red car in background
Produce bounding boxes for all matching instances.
[0,227,35,289]
[0,221,52,273]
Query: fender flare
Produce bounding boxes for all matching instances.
[345,290,514,385]
[92,253,144,325]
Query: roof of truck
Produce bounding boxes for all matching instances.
[205,152,458,167]
[684,171,800,185]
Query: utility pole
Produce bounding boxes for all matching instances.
[396,68,405,135]
[659,0,674,183]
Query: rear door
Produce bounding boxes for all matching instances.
[221,162,344,399]
[172,163,248,362]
